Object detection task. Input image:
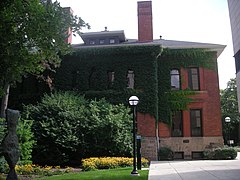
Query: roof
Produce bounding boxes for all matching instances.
[80,30,126,42]
[73,37,226,58]
[123,39,226,58]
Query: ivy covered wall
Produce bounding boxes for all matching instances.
[55,45,162,118]
[157,49,216,124]
[54,45,217,125]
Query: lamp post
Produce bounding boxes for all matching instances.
[225,117,231,145]
[129,96,139,176]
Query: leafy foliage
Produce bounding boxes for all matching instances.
[55,45,161,118]
[57,47,215,125]
[203,147,237,160]
[17,117,36,165]
[0,0,89,117]
[24,91,132,166]
[158,147,174,160]
[0,0,89,85]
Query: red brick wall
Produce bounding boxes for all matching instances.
[183,66,222,137]
[137,63,222,138]
[137,113,155,137]
[158,122,171,137]
[137,1,153,42]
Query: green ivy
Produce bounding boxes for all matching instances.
[55,45,162,117]
[55,45,217,125]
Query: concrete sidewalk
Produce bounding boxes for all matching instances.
[148,153,240,180]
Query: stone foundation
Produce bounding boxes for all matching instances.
[160,136,224,159]
[141,136,224,160]
[141,136,157,161]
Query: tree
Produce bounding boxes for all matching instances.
[220,78,240,144]
[0,0,89,117]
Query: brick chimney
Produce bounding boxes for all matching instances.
[63,7,73,44]
[138,1,153,42]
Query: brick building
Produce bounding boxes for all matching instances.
[10,1,225,160]
[55,1,225,160]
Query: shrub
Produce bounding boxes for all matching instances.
[24,91,132,166]
[17,117,36,165]
[82,157,149,171]
[158,147,174,160]
[204,147,237,160]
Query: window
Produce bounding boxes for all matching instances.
[170,69,180,90]
[192,152,203,159]
[172,111,183,137]
[109,39,115,44]
[174,152,184,159]
[89,40,95,45]
[108,71,115,88]
[127,70,134,88]
[190,109,202,136]
[100,39,105,44]
[188,68,200,90]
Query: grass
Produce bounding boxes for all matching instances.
[36,167,149,180]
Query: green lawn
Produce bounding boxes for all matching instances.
[36,168,149,180]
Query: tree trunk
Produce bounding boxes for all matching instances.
[0,83,10,118]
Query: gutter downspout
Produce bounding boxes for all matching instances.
[155,48,163,160]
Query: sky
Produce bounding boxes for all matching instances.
[57,0,235,89]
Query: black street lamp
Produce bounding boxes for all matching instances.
[129,96,139,176]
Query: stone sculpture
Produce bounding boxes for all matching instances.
[0,109,20,180]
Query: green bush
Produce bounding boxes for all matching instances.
[204,147,237,160]
[158,147,174,160]
[24,91,132,166]
[17,117,36,165]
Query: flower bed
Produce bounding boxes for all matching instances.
[82,157,149,171]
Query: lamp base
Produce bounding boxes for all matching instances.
[131,170,140,176]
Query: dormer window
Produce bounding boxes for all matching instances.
[110,39,115,44]
[89,40,95,45]
[100,39,105,44]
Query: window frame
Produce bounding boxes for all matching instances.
[99,39,105,44]
[188,67,200,90]
[171,111,183,137]
[170,69,181,90]
[109,39,115,44]
[107,71,115,88]
[89,40,96,45]
[190,109,202,137]
[127,70,134,89]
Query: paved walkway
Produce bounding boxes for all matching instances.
[148,153,240,180]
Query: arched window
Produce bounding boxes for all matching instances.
[170,69,180,90]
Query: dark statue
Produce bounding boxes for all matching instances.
[0,109,20,180]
